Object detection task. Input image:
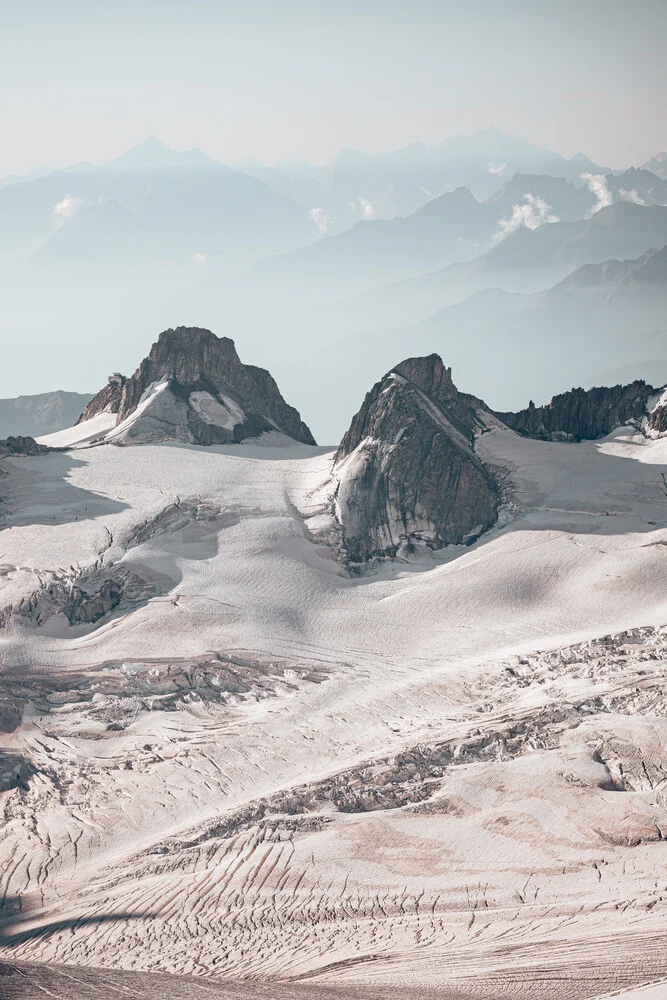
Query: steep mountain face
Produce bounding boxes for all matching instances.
[0,390,93,438]
[648,399,667,433]
[497,381,657,441]
[79,327,316,447]
[334,354,498,564]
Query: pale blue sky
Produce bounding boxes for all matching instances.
[1,0,666,174]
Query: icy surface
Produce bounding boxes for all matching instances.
[188,390,246,429]
[36,411,118,448]
[1,424,667,996]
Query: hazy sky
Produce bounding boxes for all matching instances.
[2,0,667,175]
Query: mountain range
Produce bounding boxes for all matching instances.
[0,138,316,268]
[3,132,667,447]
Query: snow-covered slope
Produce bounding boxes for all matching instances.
[1,410,667,995]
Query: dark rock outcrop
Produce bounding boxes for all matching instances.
[334,354,498,564]
[77,376,125,423]
[647,399,667,434]
[497,381,657,441]
[0,436,52,458]
[79,327,316,446]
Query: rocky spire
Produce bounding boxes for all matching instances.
[334,354,498,565]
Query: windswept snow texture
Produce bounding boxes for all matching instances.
[1,424,667,997]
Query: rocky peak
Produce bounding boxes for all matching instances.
[496,381,658,441]
[334,354,498,565]
[78,327,316,446]
[394,354,457,400]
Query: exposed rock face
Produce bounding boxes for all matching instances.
[646,388,667,435]
[648,403,667,434]
[77,376,124,424]
[334,354,498,564]
[79,327,316,446]
[0,436,52,458]
[497,381,657,441]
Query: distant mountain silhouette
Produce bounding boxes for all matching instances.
[242,128,608,233]
[348,203,667,328]
[641,151,667,180]
[0,390,92,437]
[0,140,316,267]
[106,135,221,172]
[231,186,499,302]
[328,243,667,423]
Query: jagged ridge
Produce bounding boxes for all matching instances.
[497,381,657,441]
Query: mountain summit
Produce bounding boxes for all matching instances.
[106,135,221,172]
[79,327,316,446]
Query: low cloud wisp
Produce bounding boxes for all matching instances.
[308,207,334,235]
[53,194,84,223]
[618,187,646,206]
[495,193,559,242]
[581,172,613,216]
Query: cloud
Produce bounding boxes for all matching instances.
[618,187,646,206]
[53,194,84,222]
[581,172,613,216]
[193,253,207,263]
[495,193,559,242]
[308,207,333,235]
[346,197,377,220]
[488,162,507,176]
[357,196,376,220]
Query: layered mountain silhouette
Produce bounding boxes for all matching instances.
[317,244,667,434]
[344,203,667,329]
[245,127,607,225]
[232,187,500,302]
[0,142,316,267]
[5,133,667,448]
